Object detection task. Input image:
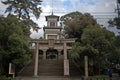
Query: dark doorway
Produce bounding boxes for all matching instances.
[39,50,43,59]
[46,49,58,59]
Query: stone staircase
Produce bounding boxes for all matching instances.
[38,59,63,76]
[18,60,35,76]
[18,58,64,77]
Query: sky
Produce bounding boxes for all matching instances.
[0,0,119,38]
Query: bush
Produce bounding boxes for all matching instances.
[0,76,15,80]
[82,75,110,80]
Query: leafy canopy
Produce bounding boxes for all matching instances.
[1,0,42,33]
[62,11,117,75]
[60,11,97,41]
[2,0,42,19]
[81,25,115,53]
[0,15,31,74]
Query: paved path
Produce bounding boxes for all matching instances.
[16,76,82,80]
[111,73,120,80]
[16,73,120,80]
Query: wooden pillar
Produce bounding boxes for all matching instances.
[34,42,39,77]
[63,42,69,76]
[43,50,46,60]
[85,56,88,80]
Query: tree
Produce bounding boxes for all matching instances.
[0,0,42,75]
[60,11,97,41]
[117,0,120,18]
[2,0,42,19]
[69,25,115,75]
[108,0,120,29]
[109,35,120,64]
[69,42,98,75]
[115,35,120,48]
[81,26,115,53]
[0,15,31,75]
[107,0,120,65]
[81,25,115,74]
[61,11,115,75]
[1,0,42,35]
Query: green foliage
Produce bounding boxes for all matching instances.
[113,17,120,29]
[69,25,115,75]
[0,76,15,80]
[109,35,120,64]
[70,43,98,61]
[85,75,109,79]
[81,25,115,53]
[0,15,23,47]
[114,17,120,26]
[81,26,115,69]
[115,35,120,48]
[60,11,97,41]
[69,42,98,74]
[107,0,120,65]
[108,0,120,29]
[0,0,42,75]
[2,0,42,19]
[8,34,31,66]
[20,17,39,37]
[1,0,41,33]
[0,15,31,74]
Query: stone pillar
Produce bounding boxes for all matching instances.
[84,56,88,80]
[32,43,36,61]
[64,42,67,60]
[34,42,39,77]
[43,50,46,60]
[63,42,69,76]
[58,50,61,59]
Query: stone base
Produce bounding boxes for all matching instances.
[64,75,70,78]
[33,75,39,77]
[64,59,69,76]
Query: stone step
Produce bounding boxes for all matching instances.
[18,59,64,76]
[38,72,63,76]
[38,59,63,76]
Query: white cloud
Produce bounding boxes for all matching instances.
[0,1,8,15]
[30,0,118,38]
[30,4,54,39]
[42,5,51,13]
[30,2,66,39]
[69,0,116,13]
[0,0,119,38]
[94,0,116,12]
[60,0,64,1]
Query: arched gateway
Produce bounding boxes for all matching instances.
[29,13,75,76]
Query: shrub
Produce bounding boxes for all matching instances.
[0,76,15,80]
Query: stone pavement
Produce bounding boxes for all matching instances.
[111,73,120,80]
[16,73,120,80]
[16,76,82,80]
